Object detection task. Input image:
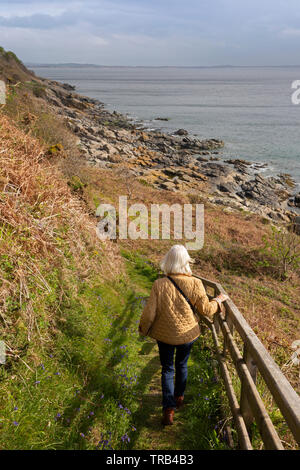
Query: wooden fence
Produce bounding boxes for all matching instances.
[195,275,300,450]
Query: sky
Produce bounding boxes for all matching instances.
[0,0,300,66]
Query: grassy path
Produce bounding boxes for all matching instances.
[129,339,184,450]
[127,334,229,450]
[117,250,230,451]
[0,250,229,450]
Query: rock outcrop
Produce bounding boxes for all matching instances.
[38,76,298,224]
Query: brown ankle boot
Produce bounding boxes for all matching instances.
[162,408,175,425]
[175,396,184,409]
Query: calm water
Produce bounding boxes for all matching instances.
[30,65,300,187]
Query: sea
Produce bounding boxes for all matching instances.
[29,65,300,189]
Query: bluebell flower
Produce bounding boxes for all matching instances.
[121,433,130,443]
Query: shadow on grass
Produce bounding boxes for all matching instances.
[128,353,162,449]
[54,288,156,449]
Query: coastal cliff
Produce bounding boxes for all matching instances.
[36,74,299,224]
[0,49,299,450]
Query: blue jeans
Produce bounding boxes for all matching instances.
[157,339,196,410]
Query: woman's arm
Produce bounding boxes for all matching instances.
[138,282,158,336]
[194,279,227,320]
[212,293,229,312]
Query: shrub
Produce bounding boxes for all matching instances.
[259,225,300,280]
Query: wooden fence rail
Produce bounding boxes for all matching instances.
[195,275,300,450]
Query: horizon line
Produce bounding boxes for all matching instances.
[25,62,300,68]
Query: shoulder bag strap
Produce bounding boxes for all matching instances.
[167,276,196,315]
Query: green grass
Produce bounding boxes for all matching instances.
[0,274,148,450]
[0,247,229,450]
[175,336,230,450]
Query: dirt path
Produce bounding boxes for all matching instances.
[129,339,194,450]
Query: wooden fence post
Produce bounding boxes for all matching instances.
[240,344,258,439]
[213,313,220,335]
[195,274,300,447]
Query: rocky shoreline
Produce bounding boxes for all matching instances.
[41,76,300,224]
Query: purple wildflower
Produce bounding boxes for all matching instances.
[12,421,19,426]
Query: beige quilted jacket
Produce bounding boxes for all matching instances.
[139,273,219,345]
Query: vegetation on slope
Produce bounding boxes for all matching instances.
[0,47,34,84]
[0,112,229,450]
[0,50,299,449]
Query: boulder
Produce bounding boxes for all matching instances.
[218,182,238,193]
[139,132,150,142]
[293,216,300,235]
[62,83,76,91]
[294,193,300,207]
[63,95,91,110]
[174,129,189,136]
[159,181,177,191]
[101,143,118,156]
[99,127,116,140]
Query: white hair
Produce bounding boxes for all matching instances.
[160,244,193,275]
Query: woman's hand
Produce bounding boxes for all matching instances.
[216,293,229,303]
[213,293,229,312]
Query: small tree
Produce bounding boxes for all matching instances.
[261,225,300,280]
[115,166,135,200]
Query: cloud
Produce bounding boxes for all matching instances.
[281,27,300,36]
[0,13,75,29]
[1,0,300,65]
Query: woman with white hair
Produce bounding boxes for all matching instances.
[138,244,228,426]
